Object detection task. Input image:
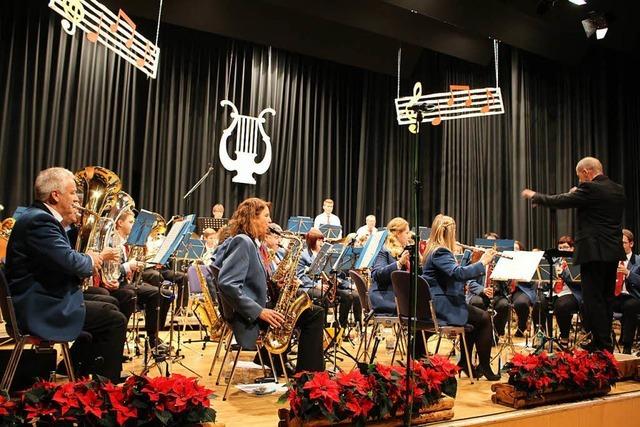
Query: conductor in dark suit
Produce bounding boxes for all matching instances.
[4,167,127,382]
[522,156,626,351]
[213,198,324,373]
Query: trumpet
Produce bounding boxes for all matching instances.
[456,242,513,260]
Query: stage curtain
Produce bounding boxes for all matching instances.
[1,0,638,248]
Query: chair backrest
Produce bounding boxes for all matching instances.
[0,268,19,339]
[349,270,371,314]
[390,270,437,325]
[208,265,234,322]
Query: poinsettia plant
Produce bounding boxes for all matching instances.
[279,355,458,426]
[503,350,620,396]
[0,374,216,426]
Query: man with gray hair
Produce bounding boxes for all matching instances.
[522,156,626,352]
[356,215,377,240]
[4,167,127,382]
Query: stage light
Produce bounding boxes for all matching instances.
[568,0,586,5]
[581,12,608,39]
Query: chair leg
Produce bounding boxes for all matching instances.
[209,326,229,376]
[460,333,474,385]
[223,347,242,401]
[265,350,278,384]
[421,331,430,361]
[279,354,289,384]
[435,334,443,354]
[60,343,76,382]
[216,336,233,386]
[0,337,26,391]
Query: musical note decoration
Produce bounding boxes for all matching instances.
[48,0,160,79]
[218,100,276,185]
[394,82,505,128]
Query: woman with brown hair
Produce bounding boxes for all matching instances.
[369,217,412,315]
[421,214,500,380]
[213,198,324,373]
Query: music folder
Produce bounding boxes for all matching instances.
[150,214,195,266]
[286,216,314,234]
[354,230,389,269]
[490,250,544,282]
[307,243,332,277]
[127,209,156,246]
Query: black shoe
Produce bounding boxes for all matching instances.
[477,364,501,381]
[457,361,477,379]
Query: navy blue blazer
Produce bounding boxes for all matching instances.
[4,202,93,341]
[213,234,268,349]
[421,247,485,326]
[370,247,401,314]
[624,254,640,300]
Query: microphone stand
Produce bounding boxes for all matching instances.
[182,165,214,216]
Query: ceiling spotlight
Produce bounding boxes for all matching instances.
[568,0,586,5]
[581,12,608,39]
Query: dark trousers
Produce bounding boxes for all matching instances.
[336,288,362,328]
[612,294,640,350]
[71,300,127,383]
[143,267,189,309]
[84,287,120,307]
[468,294,509,336]
[581,261,617,351]
[512,290,532,333]
[120,283,171,338]
[554,294,580,339]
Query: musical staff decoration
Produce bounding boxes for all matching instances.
[219,100,276,185]
[48,0,160,79]
[395,82,504,132]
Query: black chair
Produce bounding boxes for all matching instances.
[0,269,77,390]
[390,270,475,384]
[349,270,404,365]
[208,265,284,401]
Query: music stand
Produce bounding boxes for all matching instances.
[319,224,342,240]
[354,230,389,270]
[197,217,228,234]
[286,216,313,234]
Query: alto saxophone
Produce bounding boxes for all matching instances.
[263,232,312,354]
[192,260,225,339]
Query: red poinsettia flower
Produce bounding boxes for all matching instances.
[52,382,82,416]
[337,369,369,395]
[345,396,375,418]
[375,364,393,380]
[76,389,104,419]
[303,371,341,411]
[428,355,460,377]
[0,394,16,416]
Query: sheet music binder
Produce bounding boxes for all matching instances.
[319,224,342,239]
[197,217,228,233]
[286,216,314,234]
[354,230,389,269]
[307,243,332,276]
[332,245,362,273]
[127,209,157,246]
[150,215,195,265]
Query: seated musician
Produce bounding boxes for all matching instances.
[4,167,127,382]
[534,236,583,347]
[213,198,324,373]
[202,227,218,260]
[612,229,640,354]
[107,209,171,349]
[369,217,411,315]
[355,215,377,240]
[211,203,225,220]
[421,214,500,380]
[509,241,537,337]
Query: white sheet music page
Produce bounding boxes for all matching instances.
[491,251,544,282]
[150,219,189,265]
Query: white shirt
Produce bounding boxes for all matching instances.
[313,213,342,238]
[356,225,376,238]
[621,253,632,295]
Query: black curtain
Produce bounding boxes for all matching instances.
[1,0,639,249]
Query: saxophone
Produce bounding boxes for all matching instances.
[192,261,225,338]
[263,232,312,354]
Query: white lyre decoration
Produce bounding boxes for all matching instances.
[48,0,160,79]
[395,82,505,133]
[218,100,276,185]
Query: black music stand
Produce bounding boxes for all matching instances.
[319,224,342,240]
[197,217,228,233]
[536,248,574,353]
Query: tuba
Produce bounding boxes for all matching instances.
[263,232,312,354]
[191,261,225,339]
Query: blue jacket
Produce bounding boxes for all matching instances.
[421,247,485,326]
[297,248,317,290]
[213,234,268,349]
[4,202,93,341]
[369,247,401,314]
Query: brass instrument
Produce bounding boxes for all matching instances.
[0,218,16,261]
[263,232,312,354]
[321,271,337,304]
[456,242,513,260]
[191,260,224,338]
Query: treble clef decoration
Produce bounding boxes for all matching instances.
[218,100,276,185]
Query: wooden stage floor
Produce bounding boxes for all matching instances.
[119,328,640,427]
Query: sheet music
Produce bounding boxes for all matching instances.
[491,251,544,282]
[355,230,388,269]
[149,217,193,265]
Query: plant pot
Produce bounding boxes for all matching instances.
[277,397,454,426]
[491,383,611,409]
